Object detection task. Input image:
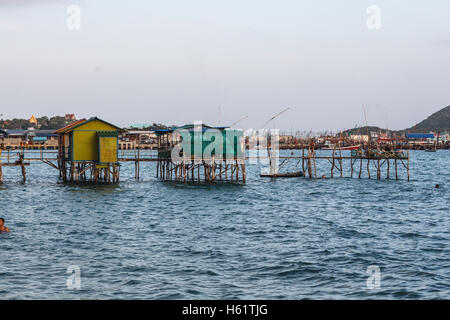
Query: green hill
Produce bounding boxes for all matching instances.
[341,126,384,136]
[407,106,450,133]
[342,106,450,136]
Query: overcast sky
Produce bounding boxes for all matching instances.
[0,0,449,131]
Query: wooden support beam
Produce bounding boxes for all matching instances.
[395,159,398,180]
[377,158,381,180]
[302,148,305,174]
[407,153,410,182]
[387,159,390,179]
[359,158,362,179]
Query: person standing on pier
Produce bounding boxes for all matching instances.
[0,218,10,233]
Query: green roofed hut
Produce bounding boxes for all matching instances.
[154,123,246,183]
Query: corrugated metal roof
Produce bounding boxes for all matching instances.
[35,131,58,137]
[4,129,59,137]
[406,133,435,139]
[54,119,87,134]
[154,124,230,136]
[5,129,27,136]
[56,117,125,134]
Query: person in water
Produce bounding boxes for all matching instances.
[0,218,10,233]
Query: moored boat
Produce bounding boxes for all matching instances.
[322,145,360,151]
[260,171,304,178]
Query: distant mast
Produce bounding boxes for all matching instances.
[362,105,370,143]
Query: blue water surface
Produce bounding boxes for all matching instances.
[0,150,449,299]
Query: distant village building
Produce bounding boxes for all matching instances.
[349,134,369,142]
[405,133,435,146]
[0,129,7,147]
[121,130,157,143]
[65,114,76,122]
[369,131,390,139]
[279,135,295,144]
[29,115,38,127]
[406,133,435,140]
[0,129,58,148]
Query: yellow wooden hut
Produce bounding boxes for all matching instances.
[55,117,124,182]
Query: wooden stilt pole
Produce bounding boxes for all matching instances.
[313,150,317,178]
[351,158,354,178]
[331,151,335,178]
[407,151,410,182]
[212,157,216,182]
[70,162,75,182]
[377,158,381,180]
[166,160,169,181]
[156,161,159,178]
[395,159,398,180]
[308,148,312,179]
[387,159,390,179]
[359,158,362,179]
[302,147,305,174]
[135,161,138,180]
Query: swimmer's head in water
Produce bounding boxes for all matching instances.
[0,218,4,226]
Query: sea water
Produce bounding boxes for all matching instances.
[0,150,448,299]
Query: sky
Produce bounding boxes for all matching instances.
[0,0,449,132]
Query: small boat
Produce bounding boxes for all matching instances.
[322,145,360,151]
[260,171,304,178]
[425,134,439,152]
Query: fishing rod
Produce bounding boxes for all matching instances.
[262,107,290,129]
[261,107,291,176]
[230,115,248,127]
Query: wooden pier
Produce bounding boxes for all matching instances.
[0,141,411,184]
[296,146,410,181]
[0,150,30,184]
[155,156,246,183]
[151,125,247,183]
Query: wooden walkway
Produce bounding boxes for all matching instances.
[0,147,411,183]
